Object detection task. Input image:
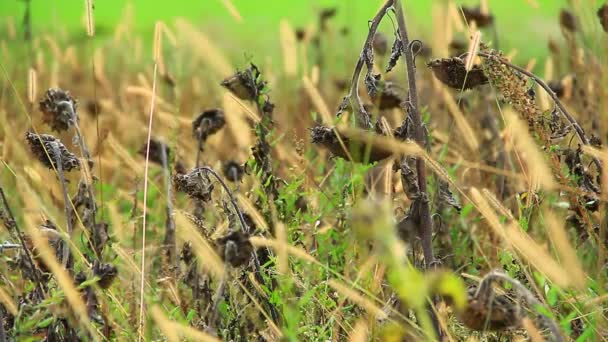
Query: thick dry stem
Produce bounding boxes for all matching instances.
[347,0,395,128]
[52,142,74,270]
[393,0,435,268]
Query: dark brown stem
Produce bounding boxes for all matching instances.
[0,187,45,299]
[393,0,435,269]
[160,144,177,278]
[51,142,74,270]
[473,51,602,172]
[347,0,394,128]
[394,1,442,339]
[0,307,6,342]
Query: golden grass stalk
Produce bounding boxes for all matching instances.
[220,0,243,22]
[26,221,98,340]
[275,221,289,274]
[544,212,586,290]
[521,317,545,342]
[249,236,317,264]
[107,133,142,174]
[153,21,163,66]
[464,30,481,71]
[441,88,479,151]
[150,305,222,342]
[503,109,555,190]
[85,0,95,37]
[525,58,537,72]
[280,20,297,77]
[138,45,160,337]
[348,320,369,342]
[27,68,36,105]
[328,279,388,320]
[303,76,332,124]
[236,193,269,231]
[175,211,226,279]
[448,0,464,32]
[174,19,233,77]
[470,188,505,238]
[504,221,571,288]
[481,188,514,221]
[0,287,17,316]
[222,93,254,150]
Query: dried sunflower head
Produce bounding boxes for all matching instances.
[222,160,245,182]
[598,4,608,33]
[93,261,118,289]
[173,168,214,202]
[427,57,489,90]
[25,132,79,171]
[373,32,389,56]
[39,88,78,132]
[139,138,170,166]
[310,126,392,163]
[461,6,494,28]
[216,230,253,267]
[193,109,226,142]
[221,64,262,101]
[560,9,578,32]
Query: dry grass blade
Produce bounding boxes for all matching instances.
[275,221,289,274]
[236,193,269,231]
[249,236,317,264]
[303,76,333,125]
[504,109,555,190]
[544,212,586,290]
[464,30,481,71]
[220,0,242,22]
[348,320,369,342]
[504,222,571,288]
[280,19,297,77]
[175,211,226,279]
[26,221,98,340]
[150,305,222,342]
[328,279,388,320]
[27,68,36,104]
[85,0,95,37]
[470,188,505,238]
[441,88,479,151]
[0,287,17,316]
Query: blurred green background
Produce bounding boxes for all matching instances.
[0,0,602,63]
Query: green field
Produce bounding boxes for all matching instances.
[0,0,589,62]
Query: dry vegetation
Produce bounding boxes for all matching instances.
[1,0,608,341]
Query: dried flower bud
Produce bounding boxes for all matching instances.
[560,9,578,32]
[216,230,253,267]
[173,168,214,202]
[221,64,262,101]
[93,262,118,289]
[427,57,489,90]
[222,160,245,182]
[25,132,79,171]
[598,4,608,33]
[192,109,226,143]
[39,88,78,132]
[319,7,337,31]
[139,138,170,166]
[373,81,404,110]
[373,32,389,56]
[295,28,306,41]
[461,6,494,28]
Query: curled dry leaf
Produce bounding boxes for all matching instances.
[220,64,262,101]
[427,57,489,90]
[193,109,226,143]
[310,126,393,163]
[25,132,79,172]
[39,88,78,132]
[174,168,214,202]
